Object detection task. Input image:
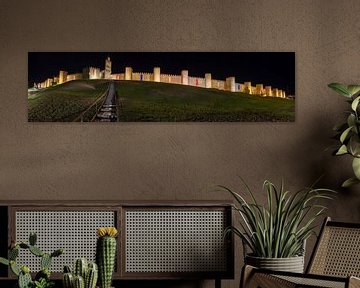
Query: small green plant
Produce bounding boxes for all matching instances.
[0,232,63,288]
[62,258,98,288]
[220,179,335,258]
[328,83,360,187]
[33,278,54,288]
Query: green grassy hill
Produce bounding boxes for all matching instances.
[28,80,295,122]
[115,81,295,122]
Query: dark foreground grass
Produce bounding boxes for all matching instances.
[28,80,109,122]
[115,81,295,122]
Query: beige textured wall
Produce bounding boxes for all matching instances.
[1,1,360,287]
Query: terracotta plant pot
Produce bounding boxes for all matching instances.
[245,254,305,273]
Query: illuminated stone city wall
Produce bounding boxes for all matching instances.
[89,67,101,79]
[34,57,288,98]
[211,79,226,90]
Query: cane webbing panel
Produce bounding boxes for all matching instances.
[125,210,227,273]
[15,211,115,272]
[309,226,360,277]
[276,275,345,288]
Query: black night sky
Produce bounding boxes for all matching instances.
[28,52,295,95]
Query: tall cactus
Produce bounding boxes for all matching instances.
[96,227,118,288]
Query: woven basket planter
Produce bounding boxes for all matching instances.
[245,254,305,273]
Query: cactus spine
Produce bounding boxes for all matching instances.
[96,227,118,288]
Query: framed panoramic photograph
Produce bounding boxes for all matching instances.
[28,52,295,122]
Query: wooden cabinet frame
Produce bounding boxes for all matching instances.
[0,201,234,283]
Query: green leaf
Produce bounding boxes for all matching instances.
[351,96,360,111]
[349,135,360,157]
[336,144,348,155]
[328,83,351,97]
[347,85,360,97]
[10,261,20,276]
[340,126,353,143]
[347,114,356,128]
[352,157,360,179]
[0,257,9,266]
[342,177,360,188]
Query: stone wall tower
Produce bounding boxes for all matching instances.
[59,71,68,84]
[105,57,112,79]
[205,73,212,88]
[226,77,236,92]
[256,84,264,95]
[153,67,160,82]
[265,86,272,96]
[181,70,188,85]
[273,88,279,97]
[244,82,252,94]
[125,67,133,80]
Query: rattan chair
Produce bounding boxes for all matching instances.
[241,217,360,288]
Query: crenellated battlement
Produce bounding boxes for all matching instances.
[34,57,288,98]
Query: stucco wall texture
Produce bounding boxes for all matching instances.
[1,1,360,287]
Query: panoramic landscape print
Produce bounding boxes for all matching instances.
[28,52,295,122]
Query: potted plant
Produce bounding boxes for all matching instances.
[220,179,334,273]
[328,83,360,187]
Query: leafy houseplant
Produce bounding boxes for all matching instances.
[328,83,360,187]
[220,179,334,272]
[0,232,63,288]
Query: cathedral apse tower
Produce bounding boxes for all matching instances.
[105,57,112,79]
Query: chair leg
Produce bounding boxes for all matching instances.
[240,265,255,288]
[215,278,221,288]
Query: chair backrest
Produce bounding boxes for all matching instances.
[307,217,360,277]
